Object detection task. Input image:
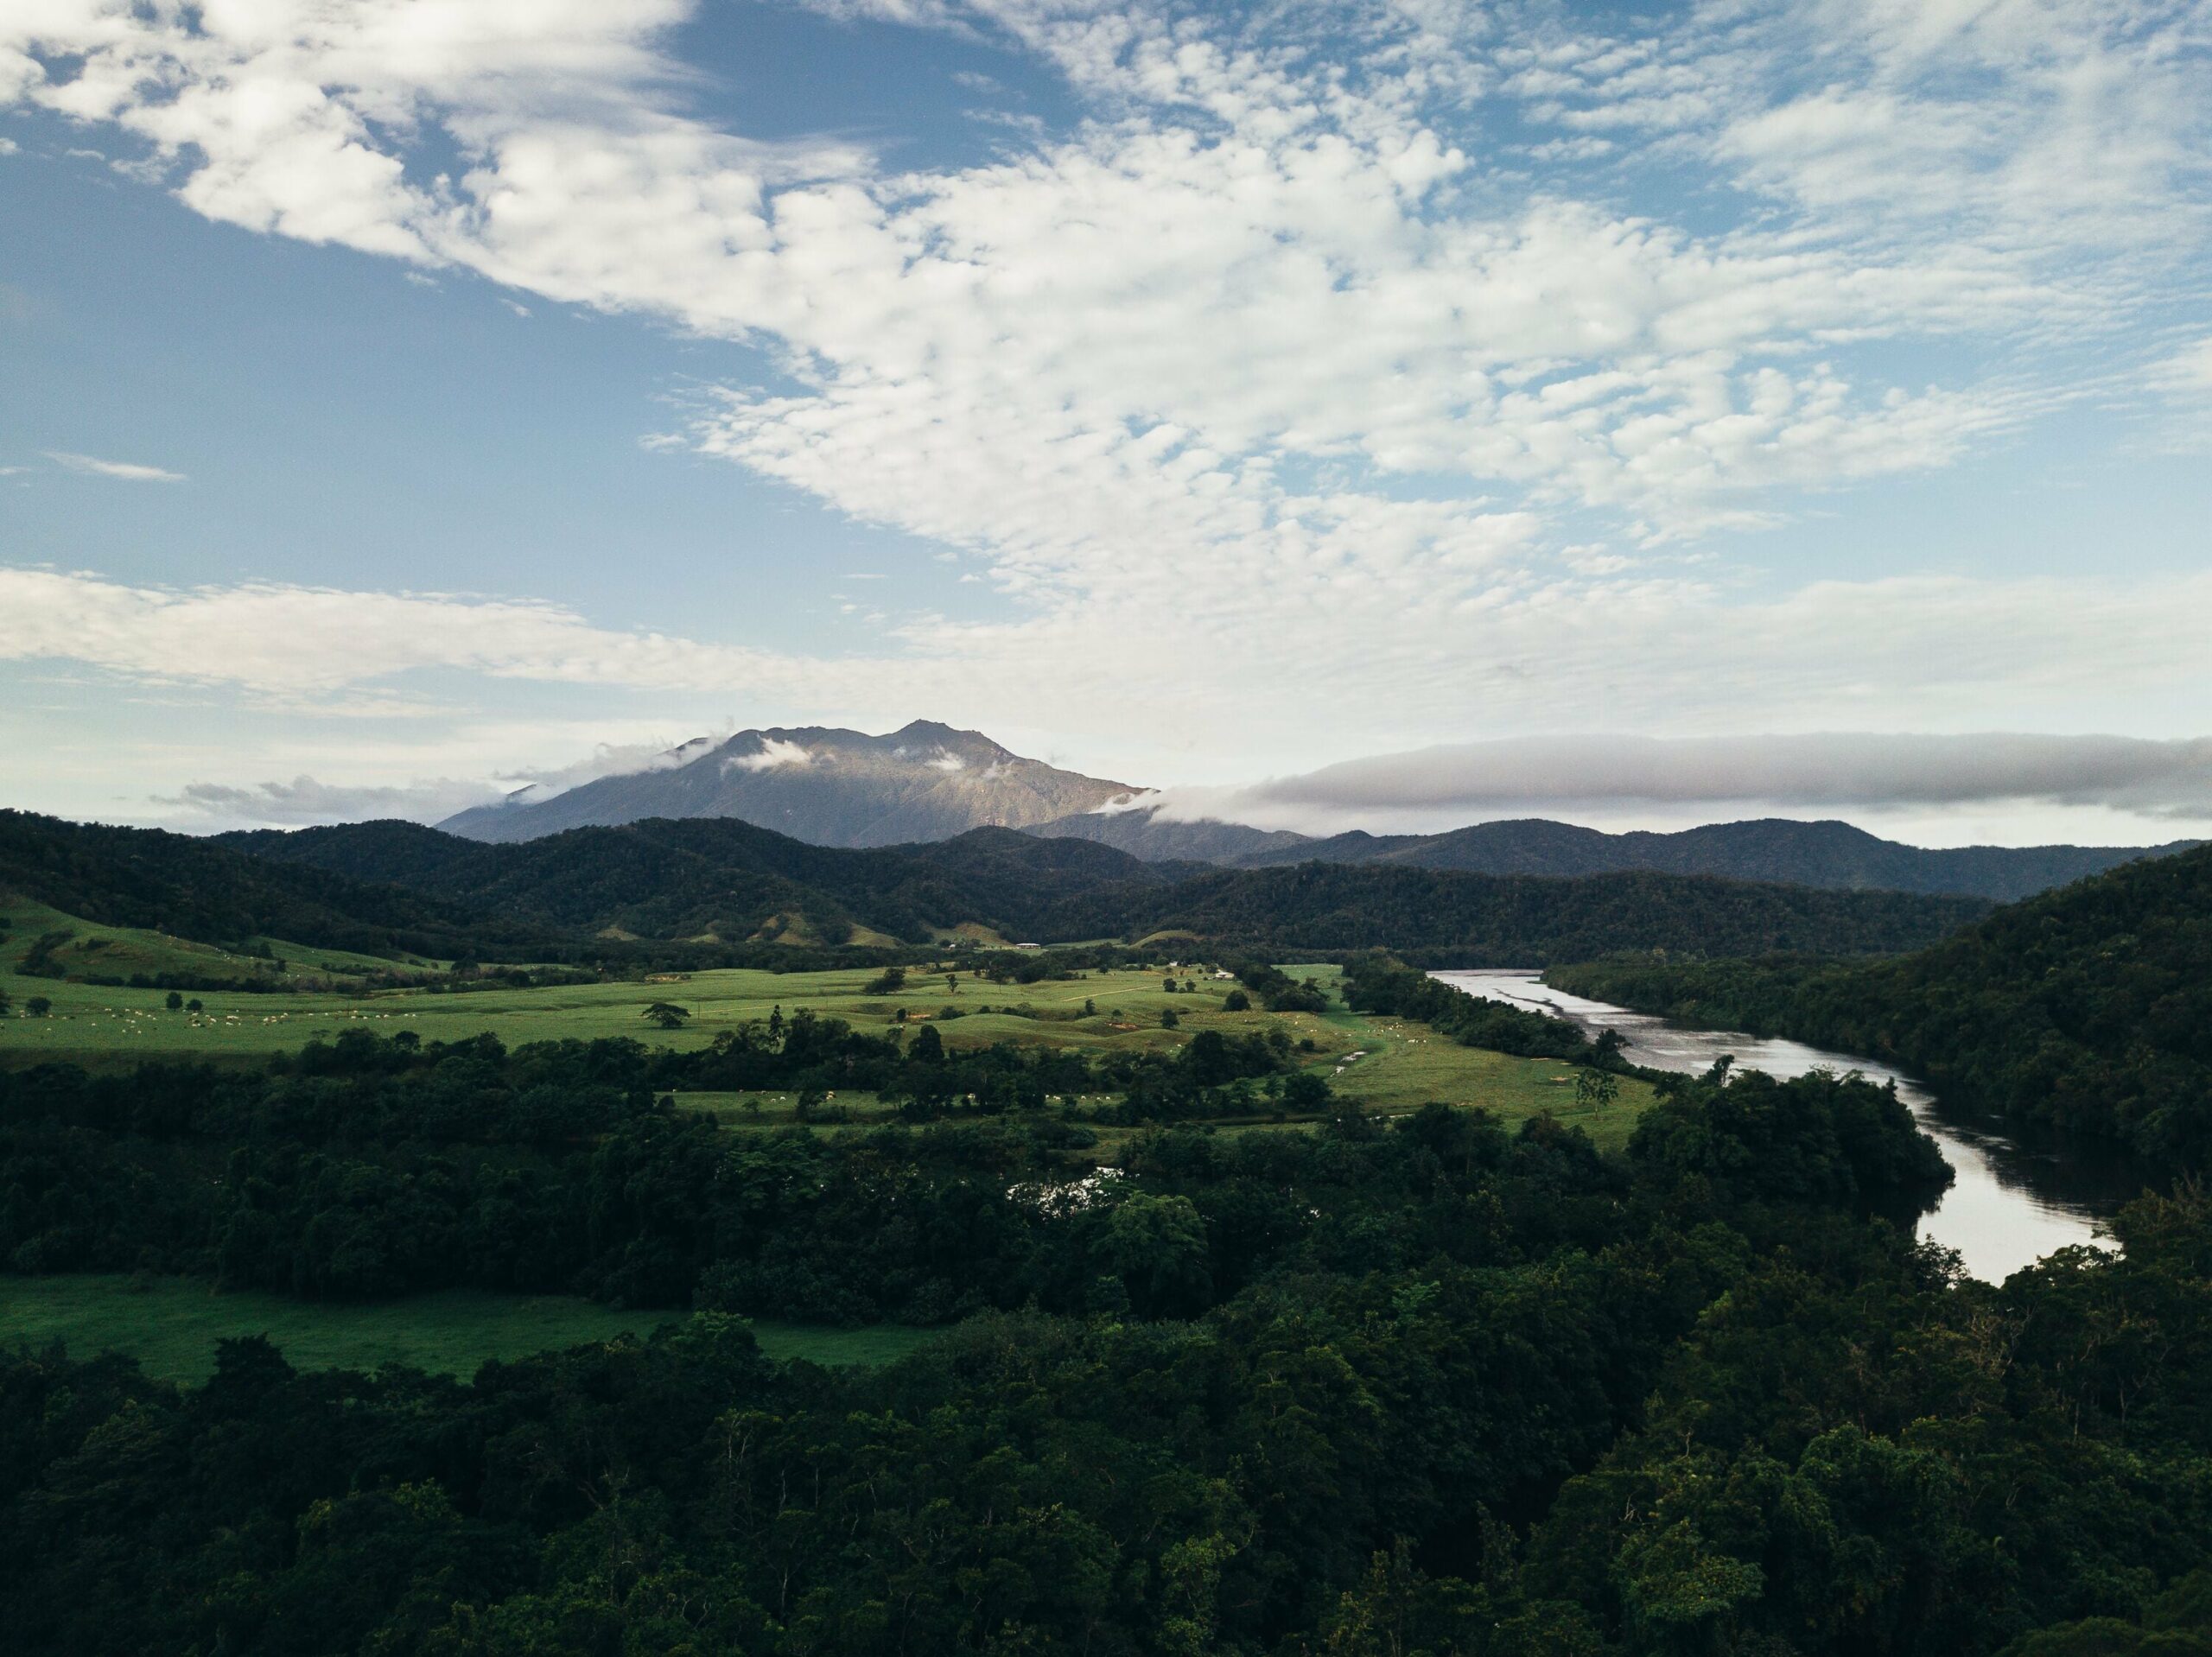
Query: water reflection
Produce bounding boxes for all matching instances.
[1430,969,2163,1283]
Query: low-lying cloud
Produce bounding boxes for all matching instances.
[159,775,506,827]
[724,736,813,773]
[1153,733,2212,834]
[507,730,728,803]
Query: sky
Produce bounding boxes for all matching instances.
[3,0,2209,848]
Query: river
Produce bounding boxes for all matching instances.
[1429,968,2164,1282]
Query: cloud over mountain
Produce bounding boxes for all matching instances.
[1125,733,2212,838]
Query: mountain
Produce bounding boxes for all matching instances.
[1548,841,2212,1162]
[1052,807,2189,902]
[439,721,1133,847]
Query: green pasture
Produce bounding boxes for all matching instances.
[1281,963,1656,1149]
[0,1275,940,1385]
[1,943,1304,1067]
[3,908,1650,1146]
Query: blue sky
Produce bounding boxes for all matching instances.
[3,0,2209,843]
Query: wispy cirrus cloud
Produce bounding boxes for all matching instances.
[41,450,186,482]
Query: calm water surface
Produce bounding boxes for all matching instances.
[1431,969,2163,1282]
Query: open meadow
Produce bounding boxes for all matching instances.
[0,1275,940,1384]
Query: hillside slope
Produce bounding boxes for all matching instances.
[1548,842,2212,1162]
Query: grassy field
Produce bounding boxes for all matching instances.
[0,1275,942,1384]
[1280,963,1655,1149]
[3,910,1649,1144]
[0,943,1279,1067]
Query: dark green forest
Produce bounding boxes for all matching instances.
[1,1020,1319,1316]
[7,1033,2211,1654]
[1548,842,2212,1163]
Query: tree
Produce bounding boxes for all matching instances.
[1160,1006,1180,1029]
[0,986,10,1016]
[642,1001,690,1031]
[25,996,52,1017]
[186,998,204,1013]
[1575,1069,1620,1111]
[165,990,185,1011]
[1084,998,1097,1015]
[1097,1192,1211,1317]
[866,965,907,994]
[1223,989,1251,1012]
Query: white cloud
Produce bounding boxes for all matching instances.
[7,0,2185,571]
[2152,335,2212,394]
[1224,733,2212,821]
[6,563,2212,781]
[505,730,728,803]
[42,450,186,482]
[0,566,836,698]
[724,735,814,771]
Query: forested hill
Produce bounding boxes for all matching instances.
[227,815,1986,961]
[7,809,1987,966]
[0,809,525,961]
[222,818,1171,947]
[1549,841,2212,1163]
